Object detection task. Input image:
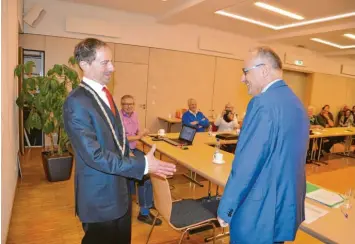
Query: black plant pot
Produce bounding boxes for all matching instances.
[41,151,73,182]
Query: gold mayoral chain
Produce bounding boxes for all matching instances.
[79,83,126,156]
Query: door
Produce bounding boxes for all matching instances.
[112,62,149,130]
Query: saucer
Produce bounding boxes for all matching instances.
[213,159,225,164]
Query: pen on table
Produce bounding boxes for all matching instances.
[340,207,348,219]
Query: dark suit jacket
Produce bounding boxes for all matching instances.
[217,80,309,243]
[63,82,145,223]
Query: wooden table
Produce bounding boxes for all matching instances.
[141,131,355,244]
[158,116,216,133]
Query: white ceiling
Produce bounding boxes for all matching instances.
[59,0,355,58]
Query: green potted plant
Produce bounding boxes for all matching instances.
[14,57,80,182]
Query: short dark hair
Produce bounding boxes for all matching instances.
[121,95,134,103]
[74,38,108,65]
[253,46,282,70]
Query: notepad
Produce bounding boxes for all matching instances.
[306,188,344,207]
[304,202,329,224]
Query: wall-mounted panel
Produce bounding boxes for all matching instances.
[19,34,45,50]
[66,17,120,38]
[283,70,308,106]
[146,48,215,132]
[114,44,149,64]
[212,57,251,118]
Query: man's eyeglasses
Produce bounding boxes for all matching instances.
[242,63,265,75]
[121,103,135,106]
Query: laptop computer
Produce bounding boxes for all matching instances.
[163,125,197,146]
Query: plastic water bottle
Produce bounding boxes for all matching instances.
[208,125,213,136]
[215,139,220,153]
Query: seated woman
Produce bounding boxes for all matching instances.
[214,110,239,132]
[339,109,354,127]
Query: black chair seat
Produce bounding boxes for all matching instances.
[170,199,217,228]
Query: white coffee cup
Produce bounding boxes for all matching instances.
[158,129,165,136]
[213,152,224,163]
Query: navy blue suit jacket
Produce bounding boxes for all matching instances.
[63,82,145,223]
[217,80,309,243]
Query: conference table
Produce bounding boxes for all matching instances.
[141,128,355,244]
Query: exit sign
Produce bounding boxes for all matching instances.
[294,60,304,66]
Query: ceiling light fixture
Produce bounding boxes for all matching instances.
[344,33,355,40]
[254,2,304,20]
[215,10,355,30]
[311,38,355,49]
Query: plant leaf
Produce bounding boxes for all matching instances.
[24,61,36,74]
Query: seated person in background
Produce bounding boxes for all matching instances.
[214,103,240,132]
[316,107,335,128]
[182,98,210,132]
[308,106,323,129]
[120,95,162,226]
[321,104,334,122]
[352,106,355,117]
[339,109,354,127]
[316,108,337,153]
[337,105,349,125]
[307,106,323,160]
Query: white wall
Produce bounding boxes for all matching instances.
[23,0,355,78]
[1,0,20,243]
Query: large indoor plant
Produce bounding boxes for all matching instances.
[14,57,80,182]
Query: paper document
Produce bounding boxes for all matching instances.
[304,202,328,224]
[312,131,322,135]
[306,188,344,207]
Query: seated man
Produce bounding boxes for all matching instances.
[182,98,210,132]
[337,105,349,125]
[316,108,338,153]
[307,106,323,160]
[120,95,162,226]
[214,103,240,132]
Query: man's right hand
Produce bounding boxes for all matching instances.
[190,121,198,125]
[146,144,176,178]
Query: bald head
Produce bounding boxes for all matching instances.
[188,98,197,113]
[242,46,283,96]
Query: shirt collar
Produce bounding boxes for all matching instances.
[189,110,198,116]
[261,79,282,93]
[83,77,107,93]
[121,109,134,118]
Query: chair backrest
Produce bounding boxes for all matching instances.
[150,175,173,222]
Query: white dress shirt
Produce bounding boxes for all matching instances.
[262,79,282,93]
[214,115,239,132]
[83,77,149,174]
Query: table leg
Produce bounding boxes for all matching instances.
[167,122,172,133]
[315,138,328,165]
[336,136,355,158]
[183,171,204,187]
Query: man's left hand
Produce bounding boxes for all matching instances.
[217,216,228,228]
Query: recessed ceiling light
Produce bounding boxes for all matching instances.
[215,10,355,30]
[344,33,355,40]
[254,2,304,20]
[310,38,355,49]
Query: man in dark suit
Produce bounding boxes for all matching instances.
[63,38,176,244]
[217,47,309,244]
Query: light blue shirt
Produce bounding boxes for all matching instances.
[262,79,282,93]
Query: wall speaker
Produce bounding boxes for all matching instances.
[23,4,46,27]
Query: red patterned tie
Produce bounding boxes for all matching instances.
[102,87,116,116]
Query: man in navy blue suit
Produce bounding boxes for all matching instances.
[217,47,309,244]
[63,38,176,244]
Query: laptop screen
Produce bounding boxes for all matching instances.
[179,125,197,142]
